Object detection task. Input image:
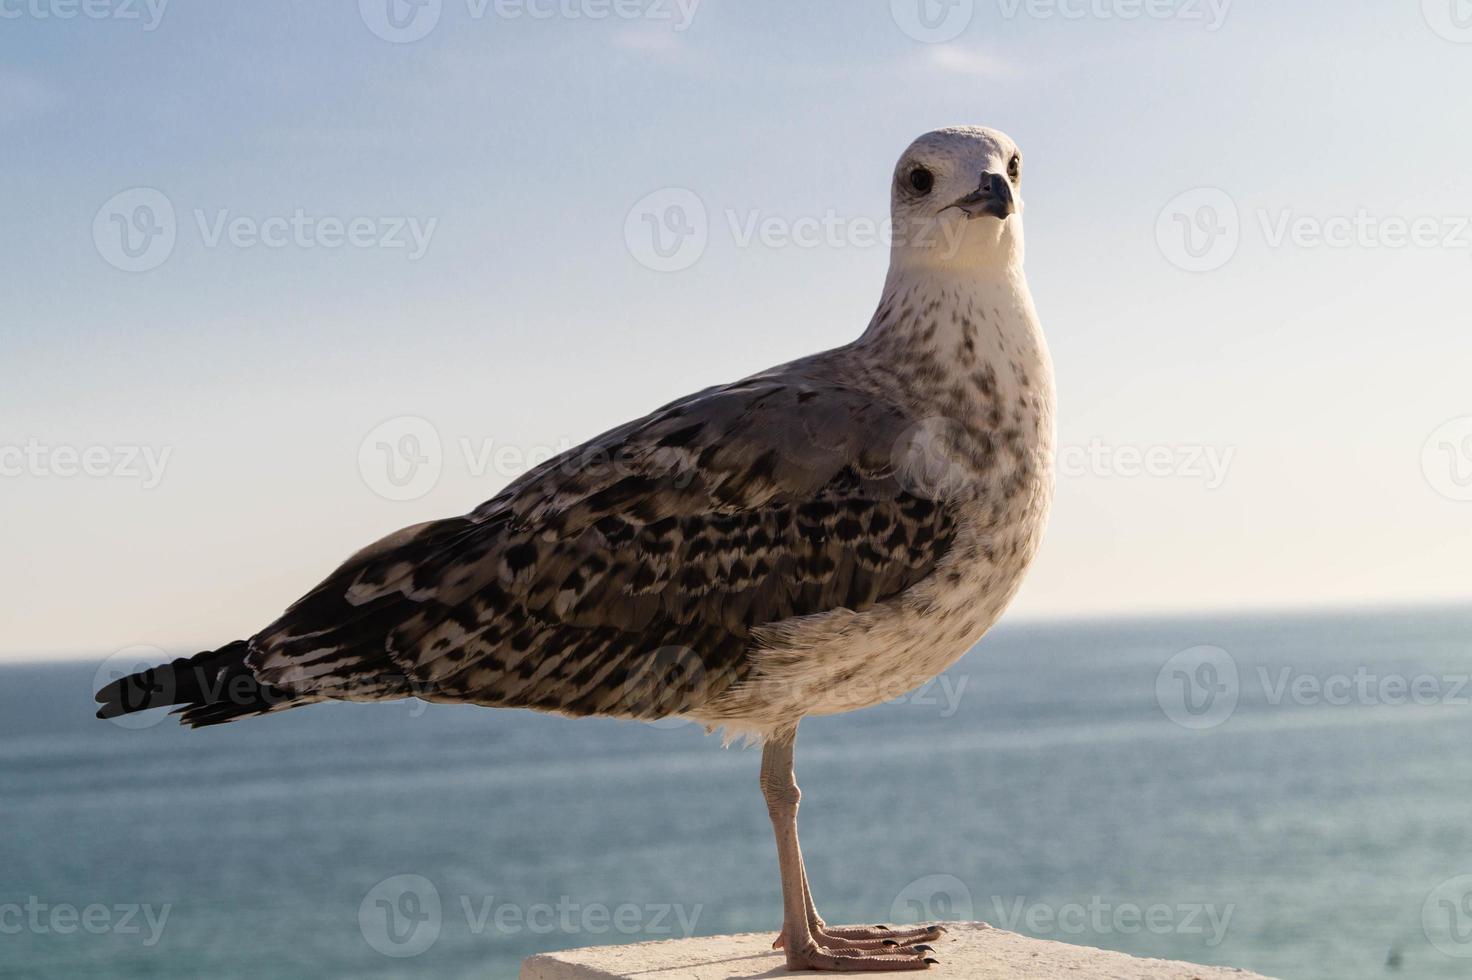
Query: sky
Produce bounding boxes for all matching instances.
[1,0,1469,661]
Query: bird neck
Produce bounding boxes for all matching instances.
[846,259,1055,466]
[857,260,1046,377]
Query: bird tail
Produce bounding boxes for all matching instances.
[94,640,308,728]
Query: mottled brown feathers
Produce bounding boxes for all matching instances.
[239,359,961,723]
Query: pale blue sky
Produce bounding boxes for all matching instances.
[2,0,1470,660]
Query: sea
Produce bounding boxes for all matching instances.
[3,606,1470,980]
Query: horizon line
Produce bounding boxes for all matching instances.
[4,595,1467,667]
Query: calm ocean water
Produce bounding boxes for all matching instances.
[4,607,1471,980]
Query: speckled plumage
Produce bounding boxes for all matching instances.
[97,125,1056,973]
[97,126,1055,750]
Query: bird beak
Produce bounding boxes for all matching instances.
[945,172,1016,220]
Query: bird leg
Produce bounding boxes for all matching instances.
[761,730,941,971]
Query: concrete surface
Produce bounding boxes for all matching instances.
[519,922,1278,978]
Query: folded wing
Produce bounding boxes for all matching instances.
[240,368,961,723]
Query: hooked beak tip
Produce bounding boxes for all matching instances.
[947,171,1017,220]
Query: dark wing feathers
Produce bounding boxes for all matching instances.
[225,374,959,723]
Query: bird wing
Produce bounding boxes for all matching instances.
[244,362,961,720]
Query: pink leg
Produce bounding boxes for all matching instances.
[761,730,941,971]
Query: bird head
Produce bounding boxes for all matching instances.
[889,126,1026,272]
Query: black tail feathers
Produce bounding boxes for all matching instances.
[94,641,299,728]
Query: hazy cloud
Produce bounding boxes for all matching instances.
[921,45,1017,79]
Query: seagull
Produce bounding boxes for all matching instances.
[96,125,1055,972]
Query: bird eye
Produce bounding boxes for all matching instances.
[908,167,934,195]
[1007,154,1022,180]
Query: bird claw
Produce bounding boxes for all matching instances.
[776,922,944,951]
[772,922,947,970]
[784,940,938,971]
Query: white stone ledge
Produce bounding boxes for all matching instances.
[520,922,1277,979]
